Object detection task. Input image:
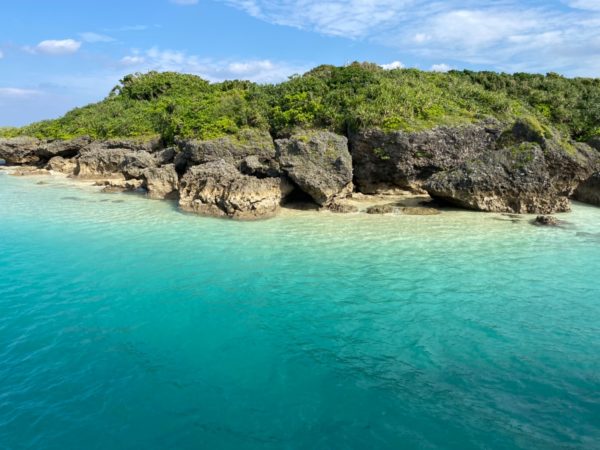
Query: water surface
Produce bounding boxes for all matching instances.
[1,172,599,449]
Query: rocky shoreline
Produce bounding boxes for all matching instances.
[1,119,599,220]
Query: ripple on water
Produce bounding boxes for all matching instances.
[0,175,599,449]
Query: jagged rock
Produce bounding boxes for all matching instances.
[100,138,162,153]
[9,166,50,177]
[240,155,281,178]
[534,215,559,226]
[76,146,156,179]
[349,121,502,193]
[327,202,358,213]
[366,204,396,214]
[422,120,599,214]
[399,207,440,215]
[142,164,179,200]
[46,156,77,175]
[175,130,276,173]
[574,172,600,206]
[154,147,177,165]
[38,137,91,160]
[0,137,44,164]
[276,131,353,205]
[95,179,144,193]
[179,160,293,219]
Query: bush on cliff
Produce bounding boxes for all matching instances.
[2,63,598,144]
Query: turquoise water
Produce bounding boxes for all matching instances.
[1,172,599,450]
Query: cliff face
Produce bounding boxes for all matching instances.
[1,123,599,219]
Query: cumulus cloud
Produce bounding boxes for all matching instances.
[32,39,82,55]
[430,63,451,72]
[381,61,404,70]
[80,32,115,43]
[221,0,600,76]
[118,47,309,82]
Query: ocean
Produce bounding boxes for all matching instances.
[1,171,599,449]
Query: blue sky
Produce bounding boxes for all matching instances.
[1,0,599,126]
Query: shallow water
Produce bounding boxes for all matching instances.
[1,172,599,449]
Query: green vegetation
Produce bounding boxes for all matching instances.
[2,63,599,144]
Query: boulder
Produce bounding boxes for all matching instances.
[96,179,145,193]
[424,139,594,214]
[0,137,44,164]
[574,172,600,206]
[276,131,353,205]
[366,204,396,214]
[76,146,156,179]
[38,137,91,160]
[142,164,179,200]
[46,156,77,175]
[534,215,559,226]
[175,130,276,173]
[179,160,293,219]
[349,121,501,193]
[327,202,358,213]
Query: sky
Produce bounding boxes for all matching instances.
[1,0,599,126]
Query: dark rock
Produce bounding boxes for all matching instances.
[38,137,91,160]
[76,146,156,179]
[276,131,353,205]
[175,130,276,173]
[142,164,179,200]
[574,172,600,206]
[327,202,358,213]
[587,137,600,152]
[178,160,293,219]
[366,204,396,214]
[423,125,598,214]
[534,215,559,226]
[240,155,281,178]
[349,121,502,193]
[154,147,178,165]
[0,137,44,164]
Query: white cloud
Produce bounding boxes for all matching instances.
[0,88,41,98]
[220,0,600,76]
[430,63,451,72]
[565,0,600,11]
[80,32,115,43]
[33,39,82,55]
[170,0,199,4]
[118,47,308,83]
[0,50,3,59]
[381,61,404,70]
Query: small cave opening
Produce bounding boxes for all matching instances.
[283,185,320,211]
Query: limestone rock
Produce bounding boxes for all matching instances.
[76,146,156,179]
[0,137,44,164]
[574,172,600,206]
[349,121,501,193]
[423,122,598,214]
[142,164,179,200]
[175,130,276,173]
[276,131,353,205]
[46,156,77,175]
[38,137,91,160]
[179,160,293,219]
[534,215,559,226]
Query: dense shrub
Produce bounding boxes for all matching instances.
[2,64,598,143]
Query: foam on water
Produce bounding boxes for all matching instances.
[1,172,599,449]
